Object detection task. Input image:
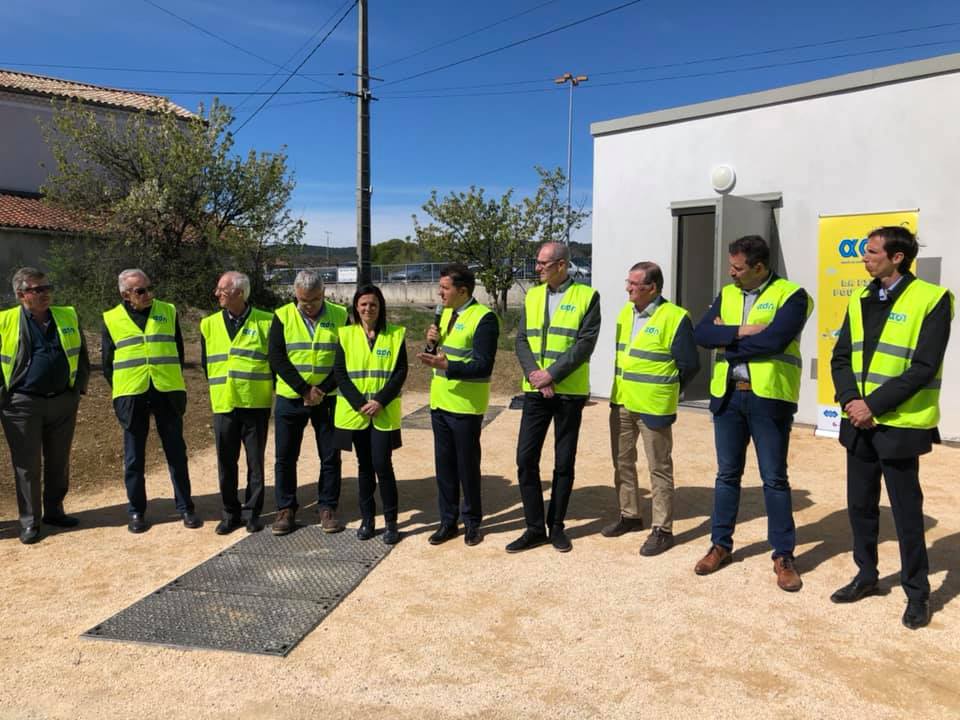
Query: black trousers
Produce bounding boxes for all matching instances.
[431,409,483,529]
[352,426,399,524]
[516,393,587,532]
[122,389,193,515]
[0,391,79,528]
[274,395,341,511]
[214,407,269,521]
[846,448,929,600]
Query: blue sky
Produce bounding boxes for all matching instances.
[4,0,959,248]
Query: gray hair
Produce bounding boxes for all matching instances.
[221,271,251,301]
[11,267,45,295]
[541,241,570,262]
[294,269,324,293]
[118,268,150,293]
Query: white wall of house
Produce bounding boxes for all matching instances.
[0,93,58,193]
[591,64,960,439]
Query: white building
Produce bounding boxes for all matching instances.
[590,53,959,440]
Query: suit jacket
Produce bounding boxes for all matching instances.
[0,306,90,408]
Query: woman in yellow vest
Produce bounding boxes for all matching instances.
[333,285,407,544]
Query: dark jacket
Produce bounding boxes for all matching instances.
[694,273,810,416]
[0,305,90,408]
[830,273,952,459]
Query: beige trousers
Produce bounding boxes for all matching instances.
[609,404,674,531]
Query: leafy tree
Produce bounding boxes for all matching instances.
[413,166,589,315]
[40,98,302,319]
[372,237,431,266]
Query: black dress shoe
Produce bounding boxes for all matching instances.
[181,512,202,529]
[505,529,548,554]
[128,513,148,534]
[830,578,879,604]
[550,526,572,553]
[215,517,243,535]
[42,513,79,528]
[428,523,458,545]
[357,520,375,541]
[464,526,483,547]
[19,525,40,544]
[383,522,400,545]
[246,517,263,533]
[902,599,931,630]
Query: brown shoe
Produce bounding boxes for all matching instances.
[318,507,344,534]
[600,516,644,537]
[773,556,803,592]
[272,507,296,536]
[694,544,732,575]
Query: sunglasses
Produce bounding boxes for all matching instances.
[128,286,153,296]
[22,285,54,294]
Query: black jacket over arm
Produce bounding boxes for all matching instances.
[831,273,952,458]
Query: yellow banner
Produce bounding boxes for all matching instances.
[815,210,918,433]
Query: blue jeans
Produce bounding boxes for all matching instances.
[711,389,796,558]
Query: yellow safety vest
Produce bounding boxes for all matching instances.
[610,300,688,416]
[274,301,348,399]
[846,278,954,429]
[334,323,405,431]
[430,302,495,415]
[199,307,274,413]
[709,279,812,403]
[0,305,81,388]
[103,300,185,398]
[522,282,597,395]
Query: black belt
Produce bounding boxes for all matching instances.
[732,381,751,392]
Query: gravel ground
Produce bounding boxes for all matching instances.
[1,394,959,719]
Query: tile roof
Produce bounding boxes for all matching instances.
[0,193,93,233]
[0,68,195,119]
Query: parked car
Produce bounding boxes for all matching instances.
[388,264,434,282]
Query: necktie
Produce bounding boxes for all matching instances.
[446,311,458,334]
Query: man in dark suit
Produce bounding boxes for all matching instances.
[830,226,953,630]
[417,263,499,547]
[0,267,89,544]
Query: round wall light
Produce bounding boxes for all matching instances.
[711,164,736,194]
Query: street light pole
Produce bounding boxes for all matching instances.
[324,230,331,262]
[554,72,587,244]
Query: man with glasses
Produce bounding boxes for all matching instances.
[200,272,274,535]
[0,267,89,544]
[102,268,201,534]
[268,269,347,535]
[506,242,600,554]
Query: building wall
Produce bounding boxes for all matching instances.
[591,71,960,439]
[0,228,60,300]
[0,93,58,193]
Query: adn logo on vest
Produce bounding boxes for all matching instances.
[755,301,776,311]
[241,328,258,337]
[152,314,167,323]
[60,326,76,335]
[644,326,660,335]
[376,348,392,358]
[888,311,908,323]
[454,322,465,331]
[319,321,335,329]
[559,303,577,312]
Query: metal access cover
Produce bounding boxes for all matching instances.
[82,526,392,656]
[402,403,504,430]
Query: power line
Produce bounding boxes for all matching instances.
[373,19,960,96]
[235,1,358,133]
[140,0,339,91]
[378,0,650,88]
[0,62,345,77]
[372,0,563,70]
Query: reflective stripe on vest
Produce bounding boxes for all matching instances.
[0,305,81,388]
[199,307,274,413]
[521,282,596,395]
[709,278,812,403]
[274,301,348,399]
[609,300,687,416]
[103,300,185,398]
[847,278,954,429]
[429,302,495,415]
[334,323,405,431]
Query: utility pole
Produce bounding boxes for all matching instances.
[324,230,331,262]
[554,72,588,244]
[355,0,371,284]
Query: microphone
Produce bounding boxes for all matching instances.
[424,303,444,354]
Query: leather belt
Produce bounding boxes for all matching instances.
[733,381,752,391]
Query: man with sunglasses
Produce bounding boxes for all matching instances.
[0,267,89,544]
[102,268,200,534]
[506,241,600,554]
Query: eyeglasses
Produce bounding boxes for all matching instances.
[22,284,54,294]
[534,258,562,268]
[129,286,153,296]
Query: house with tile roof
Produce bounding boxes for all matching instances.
[0,69,194,294]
